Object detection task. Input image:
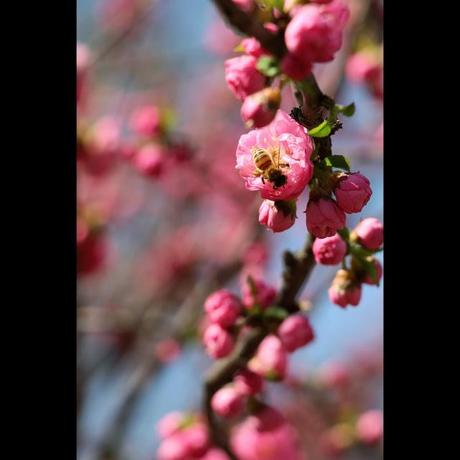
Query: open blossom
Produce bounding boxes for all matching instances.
[356,410,383,445]
[353,217,384,250]
[211,386,245,418]
[334,172,372,213]
[203,324,234,359]
[248,335,288,380]
[133,144,164,178]
[258,200,296,232]
[306,198,346,238]
[204,289,242,327]
[234,369,264,395]
[241,88,281,128]
[277,314,315,352]
[312,233,347,265]
[224,55,266,101]
[231,407,304,460]
[285,0,350,64]
[236,110,314,201]
[328,269,361,308]
[242,277,277,309]
[130,105,161,137]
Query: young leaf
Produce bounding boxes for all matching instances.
[324,155,351,171]
[264,306,289,320]
[336,102,355,117]
[308,120,331,137]
[256,56,280,77]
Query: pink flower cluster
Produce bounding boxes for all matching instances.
[156,412,230,460]
[315,218,384,308]
[202,279,276,359]
[346,51,383,100]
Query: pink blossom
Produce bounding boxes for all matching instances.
[312,233,347,265]
[130,105,161,137]
[157,433,190,460]
[241,88,281,128]
[356,410,383,445]
[335,172,372,213]
[224,55,266,101]
[234,369,264,395]
[242,277,277,309]
[77,233,106,276]
[156,412,184,439]
[306,198,346,238]
[236,110,314,201]
[182,423,209,457]
[281,53,312,80]
[204,19,240,55]
[203,324,234,359]
[133,144,164,178]
[240,38,267,57]
[77,43,91,106]
[204,289,242,327]
[258,200,296,233]
[211,386,245,418]
[231,407,304,460]
[285,0,350,64]
[248,335,288,380]
[363,258,383,285]
[277,314,315,352]
[353,217,384,250]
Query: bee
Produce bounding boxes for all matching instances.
[252,147,289,189]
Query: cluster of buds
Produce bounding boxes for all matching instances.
[224,0,350,129]
[202,280,315,417]
[320,409,383,456]
[310,217,383,308]
[156,412,230,460]
[125,104,194,180]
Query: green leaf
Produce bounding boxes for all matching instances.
[337,227,350,241]
[323,155,351,171]
[360,258,379,285]
[256,56,280,77]
[264,306,289,320]
[336,102,355,117]
[308,120,331,138]
[258,0,284,9]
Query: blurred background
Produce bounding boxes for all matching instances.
[77,1,383,459]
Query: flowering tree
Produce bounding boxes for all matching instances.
[77,1,383,459]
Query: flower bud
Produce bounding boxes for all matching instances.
[241,88,281,128]
[157,433,190,460]
[328,269,362,308]
[200,449,230,460]
[203,324,234,359]
[356,410,383,445]
[211,385,245,418]
[234,368,264,395]
[224,55,266,101]
[157,412,185,439]
[242,277,277,310]
[130,105,161,137]
[248,335,288,380]
[352,217,383,250]
[277,314,315,352]
[334,172,372,214]
[317,361,350,389]
[362,258,383,285]
[240,37,267,57]
[281,53,312,80]
[312,233,347,265]
[133,144,164,178]
[204,289,242,328]
[258,199,296,232]
[306,198,346,239]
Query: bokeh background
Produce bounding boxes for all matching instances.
[77,1,383,459]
